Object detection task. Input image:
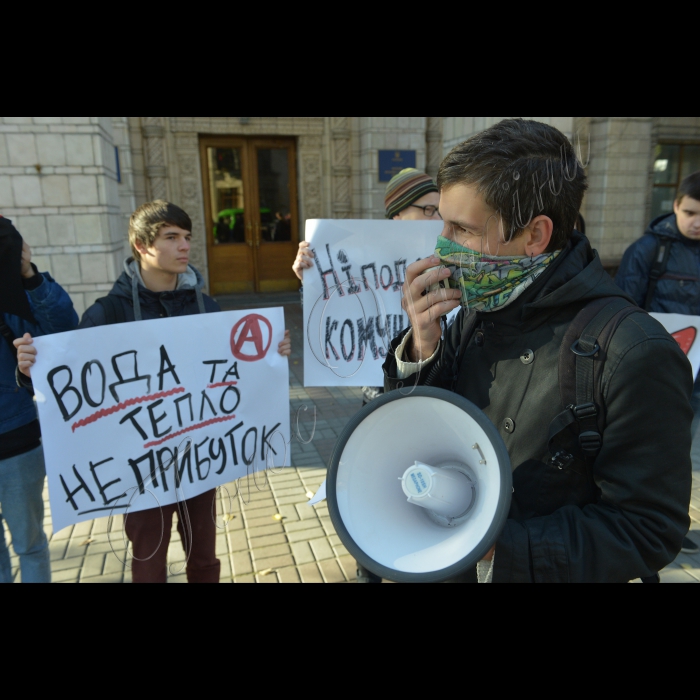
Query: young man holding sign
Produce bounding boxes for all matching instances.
[18,201,292,584]
[385,120,693,583]
[1,217,78,584]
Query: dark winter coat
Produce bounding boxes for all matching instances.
[80,259,220,329]
[1,272,78,437]
[616,214,700,315]
[384,233,693,583]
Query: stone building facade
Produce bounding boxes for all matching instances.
[2,116,699,315]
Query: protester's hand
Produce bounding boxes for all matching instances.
[14,334,37,378]
[293,241,314,281]
[402,256,462,363]
[21,242,35,279]
[482,547,495,563]
[278,330,292,357]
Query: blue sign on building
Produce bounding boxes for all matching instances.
[379,150,417,183]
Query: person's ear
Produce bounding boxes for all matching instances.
[525,215,554,256]
[674,198,683,216]
[133,239,150,260]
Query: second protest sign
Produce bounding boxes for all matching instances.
[303,219,444,387]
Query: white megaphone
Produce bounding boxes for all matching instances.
[327,387,512,583]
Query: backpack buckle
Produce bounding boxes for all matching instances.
[551,451,574,471]
[571,340,601,358]
[573,403,598,421]
[579,431,603,457]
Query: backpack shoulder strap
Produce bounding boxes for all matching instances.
[644,236,673,311]
[549,297,644,468]
[95,296,128,325]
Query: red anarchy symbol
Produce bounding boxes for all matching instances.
[672,327,697,356]
[231,314,273,362]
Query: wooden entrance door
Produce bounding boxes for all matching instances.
[201,137,300,295]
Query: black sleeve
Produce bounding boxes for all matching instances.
[16,365,33,389]
[383,310,467,393]
[494,329,694,583]
[21,265,43,291]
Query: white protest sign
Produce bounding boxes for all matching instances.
[32,309,291,533]
[303,219,445,387]
[651,313,700,380]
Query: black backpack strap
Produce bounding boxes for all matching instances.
[644,237,673,311]
[95,296,128,325]
[549,297,644,469]
[0,320,17,358]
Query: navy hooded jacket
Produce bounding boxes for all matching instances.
[616,213,700,315]
[1,272,79,444]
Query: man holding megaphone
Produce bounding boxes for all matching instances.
[382,119,693,583]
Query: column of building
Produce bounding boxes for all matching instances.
[353,117,430,219]
[585,117,653,265]
[0,117,128,316]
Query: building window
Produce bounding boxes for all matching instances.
[652,143,700,219]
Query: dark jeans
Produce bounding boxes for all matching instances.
[0,445,51,584]
[124,489,220,584]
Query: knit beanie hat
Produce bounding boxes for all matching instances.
[385,168,439,219]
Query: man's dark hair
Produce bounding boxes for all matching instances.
[438,119,588,251]
[677,170,700,204]
[129,201,192,261]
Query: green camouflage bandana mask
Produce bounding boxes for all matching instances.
[435,236,561,313]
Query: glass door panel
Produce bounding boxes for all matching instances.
[251,140,300,293]
[257,149,293,243]
[208,147,246,245]
[201,140,255,295]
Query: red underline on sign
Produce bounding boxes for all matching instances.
[144,415,237,449]
[208,382,238,389]
[71,387,187,433]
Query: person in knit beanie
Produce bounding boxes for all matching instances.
[384,168,441,221]
[293,169,440,279]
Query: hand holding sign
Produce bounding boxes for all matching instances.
[14,333,36,376]
[293,241,314,281]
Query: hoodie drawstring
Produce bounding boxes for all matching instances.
[195,286,206,315]
[132,274,143,321]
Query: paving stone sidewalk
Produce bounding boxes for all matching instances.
[6,298,700,583]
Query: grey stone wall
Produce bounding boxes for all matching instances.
[0,117,127,316]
